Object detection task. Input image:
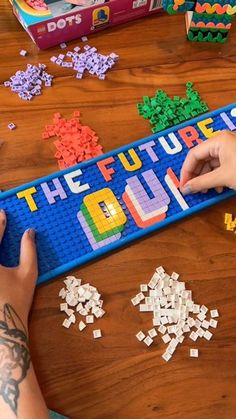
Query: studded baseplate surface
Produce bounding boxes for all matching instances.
[1,104,236,284]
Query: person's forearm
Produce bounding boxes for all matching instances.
[0,302,49,419]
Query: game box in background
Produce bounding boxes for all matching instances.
[8,0,163,49]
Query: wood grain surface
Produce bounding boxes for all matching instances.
[1,2,236,418]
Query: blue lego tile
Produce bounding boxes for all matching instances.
[0,104,236,284]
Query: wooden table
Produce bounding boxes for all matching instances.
[1,2,236,418]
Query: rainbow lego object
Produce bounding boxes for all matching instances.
[1,104,236,285]
[163,0,236,43]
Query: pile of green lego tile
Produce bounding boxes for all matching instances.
[137,82,209,134]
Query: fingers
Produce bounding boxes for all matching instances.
[19,229,38,285]
[198,161,211,193]
[0,209,7,243]
[180,138,220,188]
[182,167,225,195]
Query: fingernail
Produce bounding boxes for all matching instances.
[0,209,5,213]
[182,184,192,196]
[27,228,35,239]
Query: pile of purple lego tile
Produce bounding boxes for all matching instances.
[4,64,53,101]
[50,45,119,80]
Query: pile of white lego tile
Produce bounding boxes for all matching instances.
[131,267,219,361]
[59,276,104,339]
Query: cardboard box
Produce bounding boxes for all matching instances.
[9,0,163,49]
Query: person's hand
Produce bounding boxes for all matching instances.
[0,209,38,327]
[180,130,236,195]
[0,211,49,418]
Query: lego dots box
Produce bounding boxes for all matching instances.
[9,0,163,49]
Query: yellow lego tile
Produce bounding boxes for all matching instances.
[83,188,127,234]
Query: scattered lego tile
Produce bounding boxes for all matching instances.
[143,335,153,346]
[210,309,219,318]
[93,329,102,339]
[137,82,209,133]
[60,43,67,49]
[148,328,157,338]
[19,49,28,57]
[136,331,146,341]
[8,123,16,130]
[79,321,86,332]
[190,348,199,358]
[131,266,219,361]
[4,64,53,101]
[42,111,103,169]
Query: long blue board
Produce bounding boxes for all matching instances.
[1,104,236,284]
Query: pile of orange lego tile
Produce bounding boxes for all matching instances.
[42,111,103,169]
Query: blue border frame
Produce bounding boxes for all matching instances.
[1,103,236,285]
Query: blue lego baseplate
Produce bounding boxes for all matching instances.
[1,103,236,285]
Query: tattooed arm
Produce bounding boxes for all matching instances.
[0,210,49,419]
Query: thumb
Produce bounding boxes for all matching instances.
[182,168,225,195]
[19,229,38,284]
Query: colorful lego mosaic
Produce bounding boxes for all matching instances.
[163,0,236,43]
[0,104,236,284]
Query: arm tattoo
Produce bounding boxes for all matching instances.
[0,304,31,416]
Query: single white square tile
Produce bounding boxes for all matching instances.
[177,335,185,343]
[162,351,172,362]
[79,321,86,332]
[210,309,219,318]
[69,314,76,324]
[196,327,204,337]
[86,315,94,324]
[190,348,199,358]
[171,272,179,280]
[194,319,201,328]
[93,329,102,339]
[200,305,208,314]
[201,320,210,329]
[62,318,71,329]
[162,334,171,344]
[136,331,146,342]
[158,325,167,334]
[193,304,200,314]
[203,330,213,341]
[197,312,206,322]
[189,331,198,341]
[148,328,157,338]
[60,303,68,312]
[76,303,83,312]
[209,319,218,328]
[143,336,153,346]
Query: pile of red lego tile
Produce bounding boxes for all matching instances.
[42,111,103,169]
